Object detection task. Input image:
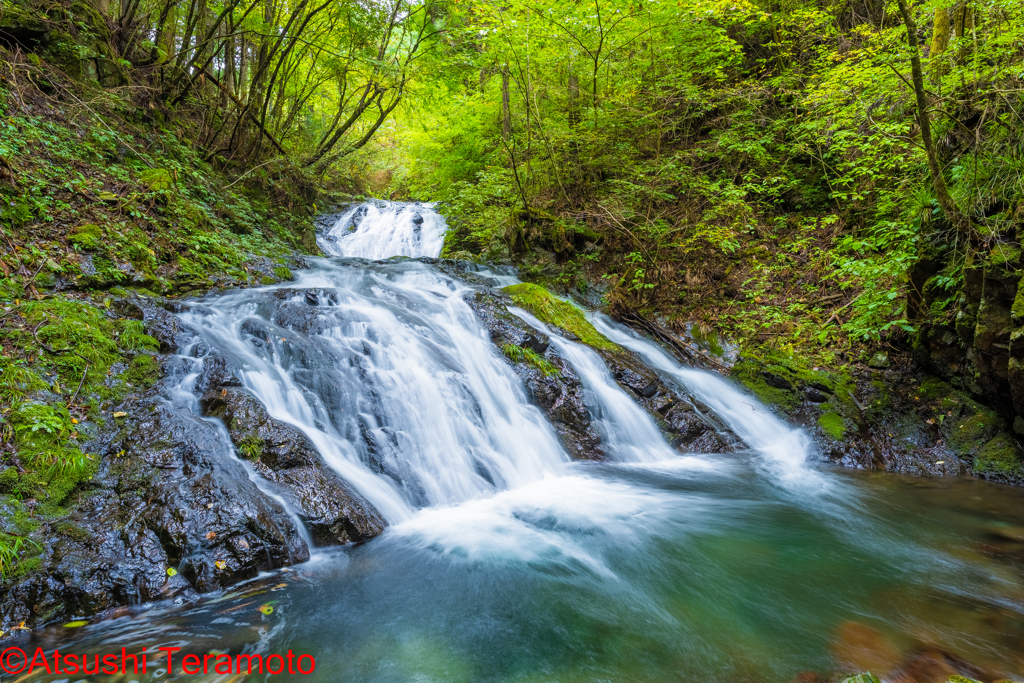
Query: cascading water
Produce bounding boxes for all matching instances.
[588,312,825,489]
[177,260,568,524]
[511,307,678,463]
[318,200,447,259]
[39,201,1024,682]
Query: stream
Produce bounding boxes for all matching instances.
[24,201,1024,681]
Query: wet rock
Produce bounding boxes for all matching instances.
[868,352,890,369]
[762,371,794,390]
[463,289,604,460]
[201,388,386,545]
[521,333,549,354]
[0,387,310,629]
[806,386,830,403]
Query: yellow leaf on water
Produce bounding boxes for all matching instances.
[215,560,227,570]
[258,604,274,615]
[63,621,88,628]
[167,567,178,577]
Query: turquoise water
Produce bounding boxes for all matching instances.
[22,458,1024,682]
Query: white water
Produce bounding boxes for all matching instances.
[589,312,823,489]
[318,201,447,259]
[178,261,568,526]
[512,307,679,463]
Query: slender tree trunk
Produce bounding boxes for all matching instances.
[568,72,579,127]
[895,0,968,233]
[930,4,950,76]
[502,66,512,140]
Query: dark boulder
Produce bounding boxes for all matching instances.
[201,388,386,546]
[0,389,309,629]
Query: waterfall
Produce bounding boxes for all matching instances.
[511,307,679,463]
[177,259,568,525]
[588,313,824,488]
[318,200,447,259]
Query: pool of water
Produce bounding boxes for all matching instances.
[20,458,1024,682]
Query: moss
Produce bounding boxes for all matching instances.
[948,410,1004,456]
[55,521,92,543]
[731,347,857,416]
[68,223,103,251]
[841,675,881,683]
[817,411,847,440]
[501,343,560,376]
[139,168,173,191]
[502,283,618,351]
[0,467,18,493]
[1013,287,1024,324]
[237,435,262,460]
[973,434,1024,477]
[122,354,161,389]
[261,276,277,285]
[916,376,952,400]
[273,266,294,281]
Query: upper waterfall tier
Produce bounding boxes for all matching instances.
[318,201,448,259]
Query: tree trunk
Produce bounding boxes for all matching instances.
[568,72,579,127]
[929,4,950,76]
[895,0,968,234]
[502,66,512,140]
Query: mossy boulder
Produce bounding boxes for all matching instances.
[0,468,19,494]
[502,282,618,351]
[974,434,1024,478]
[947,409,1004,456]
[273,266,294,281]
[68,223,103,251]
[817,411,847,440]
[139,168,173,191]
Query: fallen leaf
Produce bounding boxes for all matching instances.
[113,411,127,418]
[238,539,249,549]
[936,460,945,465]
[207,503,214,509]
[12,622,29,631]
[206,531,216,540]
[258,603,274,615]
[926,419,935,424]
[63,621,88,628]
[215,560,227,570]
[167,567,178,577]
[71,418,78,424]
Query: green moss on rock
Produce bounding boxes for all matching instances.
[974,434,1024,477]
[817,411,846,440]
[0,468,18,494]
[948,410,1004,456]
[273,266,294,281]
[68,223,103,251]
[502,283,618,351]
[139,168,173,191]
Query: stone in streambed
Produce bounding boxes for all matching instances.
[201,388,386,545]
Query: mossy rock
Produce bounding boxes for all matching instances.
[41,31,83,80]
[68,223,103,251]
[502,282,618,351]
[841,674,881,683]
[948,410,1004,456]
[0,467,19,494]
[139,168,173,192]
[731,348,856,416]
[973,434,1024,477]
[916,376,953,400]
[817,411,847,440]
[273,266,294,281]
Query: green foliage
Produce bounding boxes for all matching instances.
[502,283,618,352]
